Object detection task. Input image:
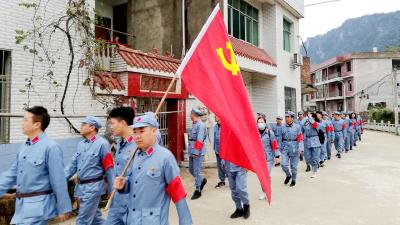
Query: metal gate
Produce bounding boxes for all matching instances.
[136,98,168,147]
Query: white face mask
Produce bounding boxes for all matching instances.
[257,123,266,130]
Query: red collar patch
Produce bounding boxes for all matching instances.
[90,135,97,142]
[31,136,39,144]
[126,136,134,143]
[146,147,154,156]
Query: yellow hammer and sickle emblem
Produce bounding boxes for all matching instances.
[216,42,240,76]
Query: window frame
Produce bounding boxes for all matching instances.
[283,19,291,52]
[0,49,11,143]
[228,0,259,46]
[284,86,297,112]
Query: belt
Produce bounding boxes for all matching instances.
[335,129,343,132]
[306,135,318,138]
[78,176,103,184]
[16,190,53,198]
[283,138,296,142]
[189,139,195,141]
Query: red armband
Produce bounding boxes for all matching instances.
[342,123,347,129]
[102,152,114,171]
[325,126,330,132]
[312,122,318,129]
[193,140,203,151]
[271,139,279,151]
[166,176,187,203]
[296,133,304,142]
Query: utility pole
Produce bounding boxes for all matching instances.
[393,69,399,135]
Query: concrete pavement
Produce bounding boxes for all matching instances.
[54,130,400,225]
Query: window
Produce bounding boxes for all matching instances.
[0,50,11,143]
[113,3,128,44]
[305,94,310,101]
[283,19,291,52]
[348,80,353,92]
[284,86,296,112]
[392,60,400,70]
[95,15,112,41]
[228,0,259,46]
[346,61,352,72]
[337,83,343,96]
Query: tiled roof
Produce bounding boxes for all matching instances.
[229,36,277,67]
[94,71,125,91]
[116,44,181,74]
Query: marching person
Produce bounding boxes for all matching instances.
[257,116,279,199]
[269,116,284,167]
[349,112,357,149]
[213,116,227,188]
[303,113,323,178]
[222,159,250,219]
[295,111,306,162]
[188,108,207,200]
[65,116,115,225]
[106,107,136,225]
[322,112,335,160]
[0,106,72,225]
[316,111,328,166]
[281,111,304,187]
[357,113,364,141]
[332,112,346,158]
[341,112,350,152]
[113,114,193,225]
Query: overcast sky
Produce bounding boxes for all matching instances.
[300,0,400,41]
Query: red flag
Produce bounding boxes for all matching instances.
[177,4,271,203]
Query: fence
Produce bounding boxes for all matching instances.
[364,120,400,135]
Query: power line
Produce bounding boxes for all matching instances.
[305,0,341,7]
[354,73,392,96]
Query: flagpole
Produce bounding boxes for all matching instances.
[105,75,178,210]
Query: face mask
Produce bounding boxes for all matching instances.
[257,123,266,130]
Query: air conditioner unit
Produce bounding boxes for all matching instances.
[292,53,303,69]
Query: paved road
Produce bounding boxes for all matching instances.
[56,130,400,225]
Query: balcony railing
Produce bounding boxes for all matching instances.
[328,72,341,80]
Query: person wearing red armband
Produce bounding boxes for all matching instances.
[280,111,304,187]
[188,108,207,200]
[65,116,115,225]
[257,116,279,199]
[113,114,193,225]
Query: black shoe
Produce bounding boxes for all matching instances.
[191,191,201,200]
[345,149,349,153]
[306,165,311,172]
[338,154,342,159]
[230,208,244,219]
[215,181,225,188]
[327,156,331,160]
[336,153,340,158]
[243,204,250,219]
[284,176,292,185]
[290,180,296,187]
[200,178,207,191]
[319,161,324,167]
[274,162,281,167]
[300,154,304,161]
[350,147,353,150]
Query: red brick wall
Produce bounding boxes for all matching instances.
[301,57,311,84]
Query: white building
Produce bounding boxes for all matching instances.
[187,0,304,124]
[0,0,114,144]
[311,52,400,112]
